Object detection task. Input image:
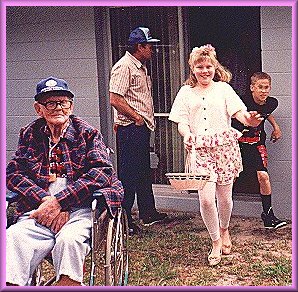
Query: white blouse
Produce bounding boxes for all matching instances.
[169,81,247,147]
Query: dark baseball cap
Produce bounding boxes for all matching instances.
[128,27,160,45]
[34,76,74,101]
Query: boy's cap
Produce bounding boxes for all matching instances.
[34,77,74,101]
[128,27,160,45]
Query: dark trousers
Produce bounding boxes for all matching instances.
[116,124,156,223]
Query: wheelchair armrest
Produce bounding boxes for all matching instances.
[91,191,104,211]
[92,191,103,198]
[6,191,19,204]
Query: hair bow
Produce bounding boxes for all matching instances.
[192,44,216,55]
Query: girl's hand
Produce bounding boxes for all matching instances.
[246,111,264,127]
[183,133,196,150]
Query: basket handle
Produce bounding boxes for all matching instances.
[185,144,196,173]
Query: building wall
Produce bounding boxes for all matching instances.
[260,6,292,218]
[5,6,293,219]
[6,6,100,162]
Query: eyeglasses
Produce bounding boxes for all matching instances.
[38,100,73,110]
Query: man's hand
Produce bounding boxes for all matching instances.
[134,114,145,126]
[29,196,61,227]
[50,211,70,233]
[110,92,145,126]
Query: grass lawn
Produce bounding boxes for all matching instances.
[28,210,292,287]
[127,211,292,286]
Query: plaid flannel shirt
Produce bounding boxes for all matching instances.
[6,115,124,219]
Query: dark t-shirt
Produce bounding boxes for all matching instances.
[232,95,278,145]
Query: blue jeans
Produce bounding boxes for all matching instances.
[116,124,156,223]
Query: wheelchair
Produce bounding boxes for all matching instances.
[6,190,129,286]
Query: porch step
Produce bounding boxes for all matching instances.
[152,184,262,218]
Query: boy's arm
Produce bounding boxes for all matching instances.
[267,114,282,142]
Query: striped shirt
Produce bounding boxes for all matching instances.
[6,115,124,219]
[109,51,155,130]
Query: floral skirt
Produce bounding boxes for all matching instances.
[194,139,243,185]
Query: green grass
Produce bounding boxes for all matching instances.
[126,211,292,286]
[36,210,292,287]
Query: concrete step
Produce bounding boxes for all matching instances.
[152,184,263,218]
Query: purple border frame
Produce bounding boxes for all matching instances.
[0,0,297,291]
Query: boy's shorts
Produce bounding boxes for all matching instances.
[239,143,268,172]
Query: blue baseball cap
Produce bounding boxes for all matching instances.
[128,27,160,45]
[34,76,74,101]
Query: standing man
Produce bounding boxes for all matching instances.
[232,72,287,229]
[109,27,167,235]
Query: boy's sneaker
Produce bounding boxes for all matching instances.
[261,207,287,229]
[142,212,168,226]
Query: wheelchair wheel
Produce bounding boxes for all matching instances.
[30,264,44,286]
[89,207,110,286]
[104,208,129,286]
[30,259,56,286]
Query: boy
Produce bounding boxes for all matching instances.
[232,72,287,229]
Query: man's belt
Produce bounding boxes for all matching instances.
[238,136,260,144]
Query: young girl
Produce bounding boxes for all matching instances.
[169,44,263,266]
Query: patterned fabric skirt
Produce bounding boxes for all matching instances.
[194,139,243,185]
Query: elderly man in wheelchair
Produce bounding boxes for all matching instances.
[6,77,125,286]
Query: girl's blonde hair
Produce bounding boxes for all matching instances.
[185,44,232,87]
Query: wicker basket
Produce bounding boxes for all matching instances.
[165,173,210,190]
[165,145,210,191]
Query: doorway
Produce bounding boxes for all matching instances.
[108,6,262,190]
[188,6,262,194]
[188,6,261,97]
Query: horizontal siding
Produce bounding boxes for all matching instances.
[260,6,292,28]
[6,134,20,151]
[265,118,292,162]
[269,73,292,96]
[270,181,292,219]
[7,77,99,99]
[271,97,292,118]
[6,6,94,25]
[6,19,96,44]
[261,27,292,50]
[260,6,292,219]
[6,116,36,134]
[269,161,292,184]
[7,39,96,61]
[7,98,36,116]
[6,59,98,80]
[6,6,100,165]
[262,50,292,73]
